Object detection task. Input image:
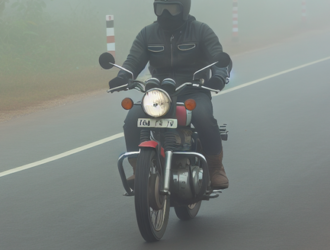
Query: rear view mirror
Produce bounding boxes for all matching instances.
[99,52,115,70]
[99,52,135,79]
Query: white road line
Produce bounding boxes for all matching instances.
[214,56,330,97]
[0,133,124,178]
[1,56,330,178]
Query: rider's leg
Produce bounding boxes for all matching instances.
[205,151,229,189]
[179,92,229,189]
[123,103,147,181]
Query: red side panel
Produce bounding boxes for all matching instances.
[176,106,187,126]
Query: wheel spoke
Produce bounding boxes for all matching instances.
[149,198,167,232]
[154,212,160,229]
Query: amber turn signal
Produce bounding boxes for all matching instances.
[121,98,134,110]
[184,99,197,111]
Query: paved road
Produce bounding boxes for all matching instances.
[1,29,330,250]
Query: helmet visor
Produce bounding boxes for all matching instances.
[154,2,183,16]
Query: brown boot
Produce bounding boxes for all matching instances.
[205,151,229,189]
[127,158,137,189]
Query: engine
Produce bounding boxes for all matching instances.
[171,156,204,202]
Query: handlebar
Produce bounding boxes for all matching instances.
[108,79,220,95]
[105,58,228,94]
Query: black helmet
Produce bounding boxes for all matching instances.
[154,0,191,21]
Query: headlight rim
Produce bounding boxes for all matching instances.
[142,88,172,118]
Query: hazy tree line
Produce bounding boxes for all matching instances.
[0,0,107,75]
[1,0,330,76]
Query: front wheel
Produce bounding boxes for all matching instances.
[135,148,170,242]
[174,201,202,221]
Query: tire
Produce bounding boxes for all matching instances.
[174,201,202,221]
[135,148,170,242]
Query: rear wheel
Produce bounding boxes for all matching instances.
[174,201,202,221]
[135,148,170,242]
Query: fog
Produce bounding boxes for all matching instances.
[2,1,330,248]
[0,0,330,111]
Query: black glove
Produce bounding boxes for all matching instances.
[205,76,225,91]
[109,77,128,93]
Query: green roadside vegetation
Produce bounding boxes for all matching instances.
[0,0,117,113]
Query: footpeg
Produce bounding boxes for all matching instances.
[206,189,223,195]
[202,193,220,200]
[202,189,223,200]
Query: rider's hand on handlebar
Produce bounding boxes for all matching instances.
[205,76,225,91]
[109,77,128,93]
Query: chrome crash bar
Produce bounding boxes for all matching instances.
[117,151,140,196]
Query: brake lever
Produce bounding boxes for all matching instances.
[191,79,220,93]
[172,79,220,96]
[107,84,129,93]
[200,85,220,94]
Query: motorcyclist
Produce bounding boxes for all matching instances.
[109,0,232,189]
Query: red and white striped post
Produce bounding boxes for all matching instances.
[106,15,116,58]
[232,0,239,42]
[301,1,307,22]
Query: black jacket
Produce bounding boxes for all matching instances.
[119,15,231,90]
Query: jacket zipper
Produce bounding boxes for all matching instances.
[170,35,174,77]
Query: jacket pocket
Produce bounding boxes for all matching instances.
[148,44,167,68]
[176,43,197,66]
[177,43,196,51]
[148,45,165,53]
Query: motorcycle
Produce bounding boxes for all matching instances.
[99,52,230,242]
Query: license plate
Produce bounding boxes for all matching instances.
[138,118,178,128]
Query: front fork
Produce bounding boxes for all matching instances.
[160,151,173,196]
[117,149,172,197]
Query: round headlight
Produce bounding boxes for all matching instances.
[142,89,171,118]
